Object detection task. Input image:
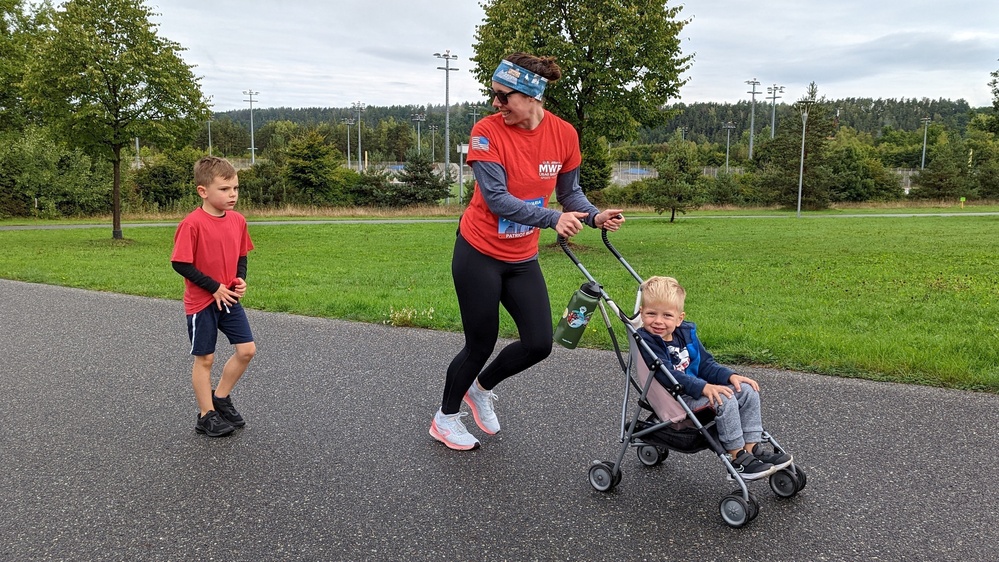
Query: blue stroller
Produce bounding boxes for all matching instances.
[559,231,806,528]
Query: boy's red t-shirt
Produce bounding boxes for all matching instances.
[462,110,581,262]
[171,207,254,314]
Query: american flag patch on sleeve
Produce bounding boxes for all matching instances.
[470,136,489,151]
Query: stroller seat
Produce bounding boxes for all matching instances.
[629,332,717,454]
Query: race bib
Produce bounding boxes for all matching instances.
[498,197,543,239]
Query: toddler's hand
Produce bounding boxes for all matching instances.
[702,383,733,408]
[729,374,759,393]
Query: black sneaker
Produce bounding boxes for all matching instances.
[751,443,793,470]
[195,410,236,437]
[727,450,775,481]
[212,393,245,427]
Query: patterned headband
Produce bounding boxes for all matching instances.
[491,59,548,100]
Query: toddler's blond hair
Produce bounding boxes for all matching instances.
[640,276,686,311]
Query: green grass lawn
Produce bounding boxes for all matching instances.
[2,212,997,393]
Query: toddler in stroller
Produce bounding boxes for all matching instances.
[559,232,806,528]
[636,276,791,480]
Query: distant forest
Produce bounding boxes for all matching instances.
[215,97,984,147]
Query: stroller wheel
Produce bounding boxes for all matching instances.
[769,468,800,499]
[588,461,619,492]
[729,489,760,520]
[637,445,667,467]
[719,492,757,528]
[793,465,807,492]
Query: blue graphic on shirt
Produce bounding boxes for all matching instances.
[498,197,544,239]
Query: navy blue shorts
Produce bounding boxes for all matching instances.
[186,301,254,356]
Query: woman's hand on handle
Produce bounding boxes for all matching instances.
[595,209,625,231]
[555,211,589,238]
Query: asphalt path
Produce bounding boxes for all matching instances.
[2,279,997,561]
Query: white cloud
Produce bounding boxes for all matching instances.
[152,1,999,111]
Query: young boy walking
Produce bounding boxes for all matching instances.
[171,156,256,437]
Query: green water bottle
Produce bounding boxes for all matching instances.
[554,281,601,349]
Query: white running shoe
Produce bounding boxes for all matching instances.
[430,409,480,451]
[463,383,500,435]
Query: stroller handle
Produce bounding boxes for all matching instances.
[557,234,599,286]
[600,229,644,284]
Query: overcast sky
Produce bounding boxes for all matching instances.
[151,1,999,112]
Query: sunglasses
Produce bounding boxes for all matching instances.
[490,89,528,105]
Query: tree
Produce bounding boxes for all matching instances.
[283,129,340,205]
[255,120,301,156]
[23,0,209,239]
[373,117,414,162]
[643,133,703,222]
[827,128,903,202]
[753,83,837,210]
[0,0,42,133]
[986,61,999,135]
[473,0,692,190]
[193,117,250,157]
[973,146,999,199]
[910,132,974,200]
[0,125,111,217]
[874,125,927,168]
[131,147,202,209]
[396,148,450,205]
[705,171,744,206]
[579,134,612,193]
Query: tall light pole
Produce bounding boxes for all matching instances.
[243,89,259,164]
[428,125,439,162]
[745,78,760,159]
[470,105,485,124]
[434,50,458,184]
[412,113,425,155]
[352,101,365,172]
[722,121,736,173]
[767,84,784,138]
[680,126,688,141]
[796,97,815,218]
[921,116,931,169]
[207,118,212,156]
[342,117,354,170]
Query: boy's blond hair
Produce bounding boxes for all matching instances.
[194,156,237,189]
[640,276,686,311]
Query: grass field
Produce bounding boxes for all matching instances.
[2,210,997,393]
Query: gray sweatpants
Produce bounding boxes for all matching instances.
[682,385,763,451]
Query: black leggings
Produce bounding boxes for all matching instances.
[441,234,554,414]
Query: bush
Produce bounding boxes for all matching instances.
[131,147,202,208]
[601,181,647,206]
[345,169,396,207]
[705,172,742,205]
[0,126,111,217]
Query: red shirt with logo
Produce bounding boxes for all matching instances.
[171,207,254,314]
[463,110,581,262]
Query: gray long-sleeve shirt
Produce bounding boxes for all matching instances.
[471,161,599,229]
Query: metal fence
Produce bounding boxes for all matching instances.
[229,157,918,191]
[611,161,918,189]
[610,162,747,184]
